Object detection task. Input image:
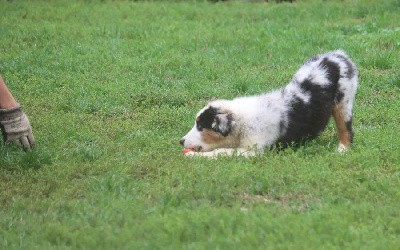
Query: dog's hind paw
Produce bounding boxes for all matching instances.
[337,143,348,153]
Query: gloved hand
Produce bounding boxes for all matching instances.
[0,104,35,151]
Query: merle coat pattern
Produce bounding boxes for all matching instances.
[180,50,358,157]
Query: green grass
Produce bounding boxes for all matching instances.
[1,0,399,248]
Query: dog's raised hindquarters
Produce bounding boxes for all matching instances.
[180,50,358,157]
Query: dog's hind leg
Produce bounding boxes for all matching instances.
[331,51,358,152]
[333,103,354,152]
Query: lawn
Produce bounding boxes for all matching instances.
[0,0,399,248]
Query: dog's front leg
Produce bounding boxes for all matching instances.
[185,148,257,158]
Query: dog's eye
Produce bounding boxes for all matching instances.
[196,122,203,131]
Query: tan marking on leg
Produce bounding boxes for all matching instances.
[332,105,351,147]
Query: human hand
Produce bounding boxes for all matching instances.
[0,104,35,151]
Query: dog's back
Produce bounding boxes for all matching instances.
[278,50,358,149]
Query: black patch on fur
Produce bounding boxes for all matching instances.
[196,107,217,131]
[320,57,340,85]
[278,59,341,147]
[336,54,355,79]
[335,91,344,103]
[196,106,233,137]
[215,113,234,136]
[346,118,354,143]
[279,115,286,136]
[324,57,344,103]
[277,94,334,147]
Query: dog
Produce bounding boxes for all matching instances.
[180,50,358,157]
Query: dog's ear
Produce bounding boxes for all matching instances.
[212,113,235,136]
[197,106,235,136]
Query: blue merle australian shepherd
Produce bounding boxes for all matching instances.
[180,50,358,157]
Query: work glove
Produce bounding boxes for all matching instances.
[0,104,35,151]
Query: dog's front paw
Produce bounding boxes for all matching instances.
[184,151,217,158]
[184,151,199,157]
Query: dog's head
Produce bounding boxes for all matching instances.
[180,103,236,152]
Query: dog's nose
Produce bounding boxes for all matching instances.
[179,139,185,146]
